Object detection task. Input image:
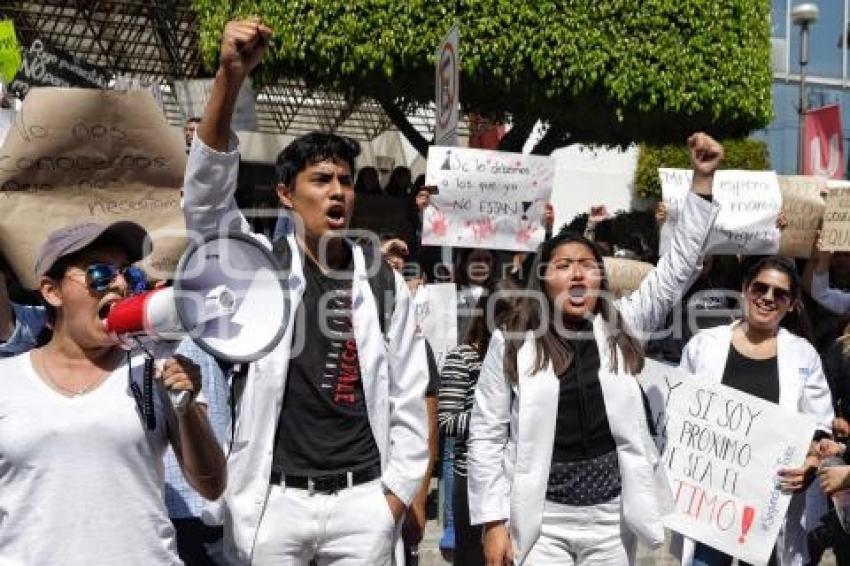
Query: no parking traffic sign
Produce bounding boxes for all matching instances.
[434,26,459,147]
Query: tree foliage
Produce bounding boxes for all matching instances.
[192,0,773,150]
[633,137,771,199]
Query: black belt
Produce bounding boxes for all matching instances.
[270,464,382,494]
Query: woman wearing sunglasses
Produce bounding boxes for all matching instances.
[677,256,834,566]
[0,221,226,565]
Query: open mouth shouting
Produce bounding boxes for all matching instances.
[97,296,123,322]
[326,202,347,230]
[567,284,588,306]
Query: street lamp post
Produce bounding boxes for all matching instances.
[793,3,819,174]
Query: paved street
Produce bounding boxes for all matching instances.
[412,483,838,566]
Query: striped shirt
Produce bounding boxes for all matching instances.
[438,344,483,477]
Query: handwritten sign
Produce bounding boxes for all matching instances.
[640,360,815,565]
[777,175,826,257]
[10,39,109,98]
[659,169,781,256]
[423,146,554,251]
[412,283,458,370]
[603,257,653,298]
[0,87,188,287]
[821,180,850,252]
[0,20,21,84]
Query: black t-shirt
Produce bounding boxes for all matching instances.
[272,253,381,476]
[552,328,617,463]
[721,344,780,404]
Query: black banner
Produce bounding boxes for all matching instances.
[10,38,110,97]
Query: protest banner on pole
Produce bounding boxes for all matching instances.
[603,257,653,298]
[423,146,554,251]
[412,283,458,370]
[659,169,781,256]
[777,175,826,257]
[804,104,845,180]
[820,180,850,252]
[639,360,816,565]
[0,87,187,288]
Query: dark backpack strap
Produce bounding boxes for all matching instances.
[362,242,396,336]
[271,236,294,272]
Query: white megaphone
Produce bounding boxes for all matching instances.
[105,232,289,417]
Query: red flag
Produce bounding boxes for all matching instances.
[804,104,845,179]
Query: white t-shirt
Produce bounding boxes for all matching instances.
[0,352,182,565]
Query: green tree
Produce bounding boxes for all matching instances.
[192,1,772,155]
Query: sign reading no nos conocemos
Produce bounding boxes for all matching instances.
[423,146,553,252]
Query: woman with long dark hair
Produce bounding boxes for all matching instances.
[439,281,516,566]
[467,133,722,565]
[678,256,833,566]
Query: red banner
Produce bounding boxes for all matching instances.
[804,104,845,179]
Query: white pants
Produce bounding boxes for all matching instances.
[523,497,636,566]
[253,479,398,565]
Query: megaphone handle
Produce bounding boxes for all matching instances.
[170,390,191,413]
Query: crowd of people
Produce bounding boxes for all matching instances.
[0,17,849,566]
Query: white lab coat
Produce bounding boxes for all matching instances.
[675,322,834,566]
[182,136,429,565]
[467,191,719,564]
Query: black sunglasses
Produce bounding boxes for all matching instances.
[748,281,792,305]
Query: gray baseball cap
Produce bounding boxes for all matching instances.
[34,221,150,277]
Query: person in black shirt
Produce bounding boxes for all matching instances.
[468,133,722,566]
[183,20,429,565]
[680,257,834,566]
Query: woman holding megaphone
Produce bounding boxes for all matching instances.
[0,221,226,565]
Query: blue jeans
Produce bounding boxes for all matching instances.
[440,437,456,550]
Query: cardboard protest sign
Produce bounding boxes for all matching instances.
[659,169,781,256]
[412,283,458,370]
[777,176,826,257]
[639,360,816,565]
[603,257,653,298]
[821,180,850,252]
[0,20,21,84]
[423,146,554,252]
[0,88,187,288]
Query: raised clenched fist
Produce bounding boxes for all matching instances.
[219,19,273,81]
[687,132,724,178]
